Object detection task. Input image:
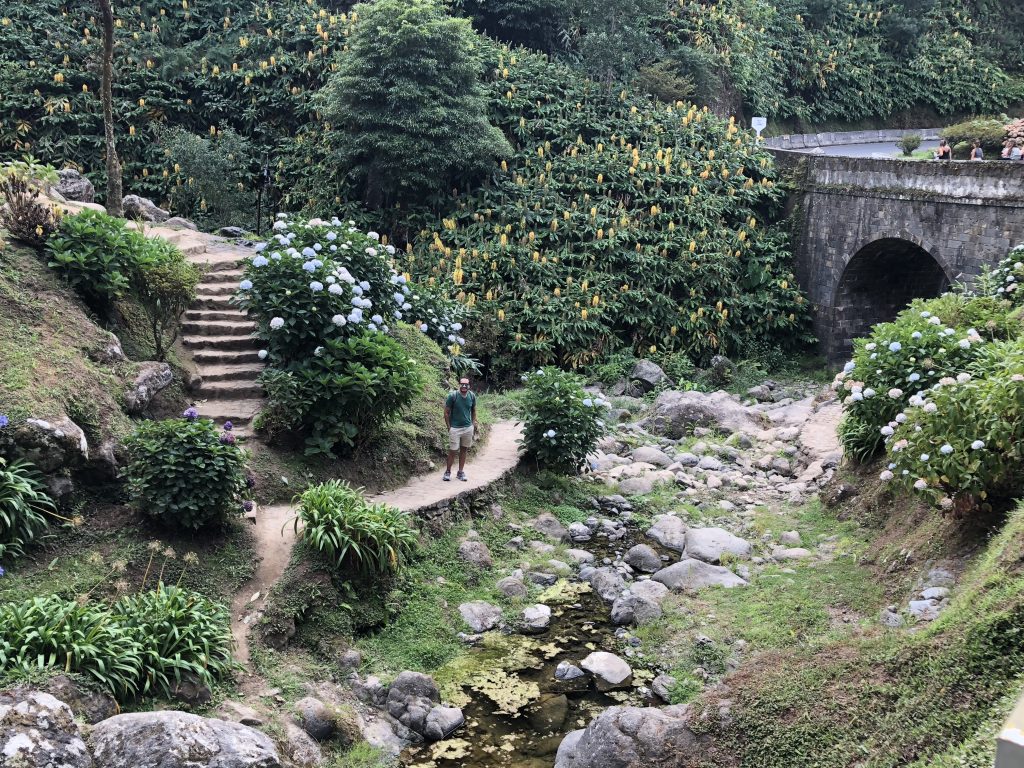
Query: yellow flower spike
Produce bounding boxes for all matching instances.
[82,83,88,92]
[554,287,561,297]
[581,308,588,320]
[498,309,505,321]
[649,345,657,354]
[528,231,535,242]
[592,295,600,307]
[689,240,696,252]
[708,149,715,160]
[738,230,747,241]
[722,309,729,319]
[129,125,136,136]
[670,326,677,336]
[749,217,757,228]
[597,173,603,184]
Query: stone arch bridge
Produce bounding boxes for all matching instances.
[770,145,1024,362]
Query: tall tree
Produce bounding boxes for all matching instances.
[321,0,511,210]
[97,0,123,217]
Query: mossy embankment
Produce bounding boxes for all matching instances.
[681,472,1024,768]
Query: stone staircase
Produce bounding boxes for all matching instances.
[143,228,265,437]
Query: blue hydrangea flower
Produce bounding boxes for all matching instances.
[0,414,8,429]
[371,314,383,325]
[310,281,324,292]
[258,350,268,360]
[182,407,199,421]
[359,280,371,291]
[332,315,347,326]
[329,283,345,295]
[940,444,953,454]
[302,261,317,272]
[971,440,985,450]
[889,341,902,352]
[224,421,233,431]
[327,231,337,241]
[254,242,268,252]
[270,317,285,330]
[302,247,317,258]
[0,565,5,578]
[239,279,253,290]
[252,255,269,267]
[220,432,236,445]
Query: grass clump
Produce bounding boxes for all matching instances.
[293,480,417,576]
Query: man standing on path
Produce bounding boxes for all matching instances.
[444,377,478,482]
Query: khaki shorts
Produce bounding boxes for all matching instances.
[449,425,475,450]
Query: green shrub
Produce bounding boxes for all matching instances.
[114,582,235,697]
[131,238,201,361]
[253,368,306,442]
[879,339,1024,509]
[319,0,511,209]
[0,595,143,698]
[520,366,609,473]
[0,456,59,562]
[286,332,422,456]
[897,133,922,156]
[123,414,249,530]
[836,296,992,462]
[46,209,144,312]
[238,215,421,365]
[940,117,1008,157]
[160,126,255,230]
[294,480,417,575]
[0,157,62,248]
[984,245,1024,306]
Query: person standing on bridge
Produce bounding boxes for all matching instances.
[935,139,952,160]
[443,377,478,482]
[970,141,984,161]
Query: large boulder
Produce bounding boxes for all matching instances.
[624,544,662,573]
[386,671,440,737]
[610,593,662,626]
[646,514,687,552]
[684,528,752,564]
[423,706,464,741]
[586,567,626,603]
[124,362,174,415]
[0,691,93,768]
[56,169,95,203]
[629,447,673,467]
[521,604,552,634]
[44,674,118,724]
[293,696,336,742]
[281,723,322,768]
[457,538,493,569]
[122,194,170,223]
[628,360,670,393]
[89,711,281,768]
[531,512,571,543]
[645,390,761,438]
[15,417,89,472]
[652,559,748,591]
[580,652,633,691]
[458,601,502,633]
[555,706,699,768]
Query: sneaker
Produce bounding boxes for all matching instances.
[443,471,451,481]
[457,471,467,482]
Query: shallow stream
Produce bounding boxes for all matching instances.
[400,533,657,768]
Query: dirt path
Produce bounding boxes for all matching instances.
[230,420,523,668]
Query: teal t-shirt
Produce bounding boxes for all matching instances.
[446,391,476,428]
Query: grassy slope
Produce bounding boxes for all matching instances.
[0,239,134,441]
[682,474,1024,768]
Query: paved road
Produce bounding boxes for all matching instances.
[793,140,941,158]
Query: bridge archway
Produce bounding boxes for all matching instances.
[830,237,951,360]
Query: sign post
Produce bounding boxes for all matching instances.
[751,116,767,140]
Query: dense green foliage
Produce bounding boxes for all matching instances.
[0,457,58,562]
[372,42,813,371]
[160,125,256,230]
[239,217,431,455]
[838,249,1024,510]
[294,480,417,575]
[520,366,608,472]
[123,415,249,530]
[131,237,201,360]
[0,586,234,701]
[319,0,510,210]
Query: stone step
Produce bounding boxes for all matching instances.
[192,348,264,365]
[197,363,266,383]
[181,319,257,337]
[200,270,245,286]
[183,334,258,351]
[197,381,265,399]
[193,294,237,310]
[195,283,238,297]
[195,399,264,427]
[184,308,249,323]
[188,249,247,270]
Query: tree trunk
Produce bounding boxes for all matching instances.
[98,0,123,217]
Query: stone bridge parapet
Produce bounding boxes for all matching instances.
[768,143,1024,362]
